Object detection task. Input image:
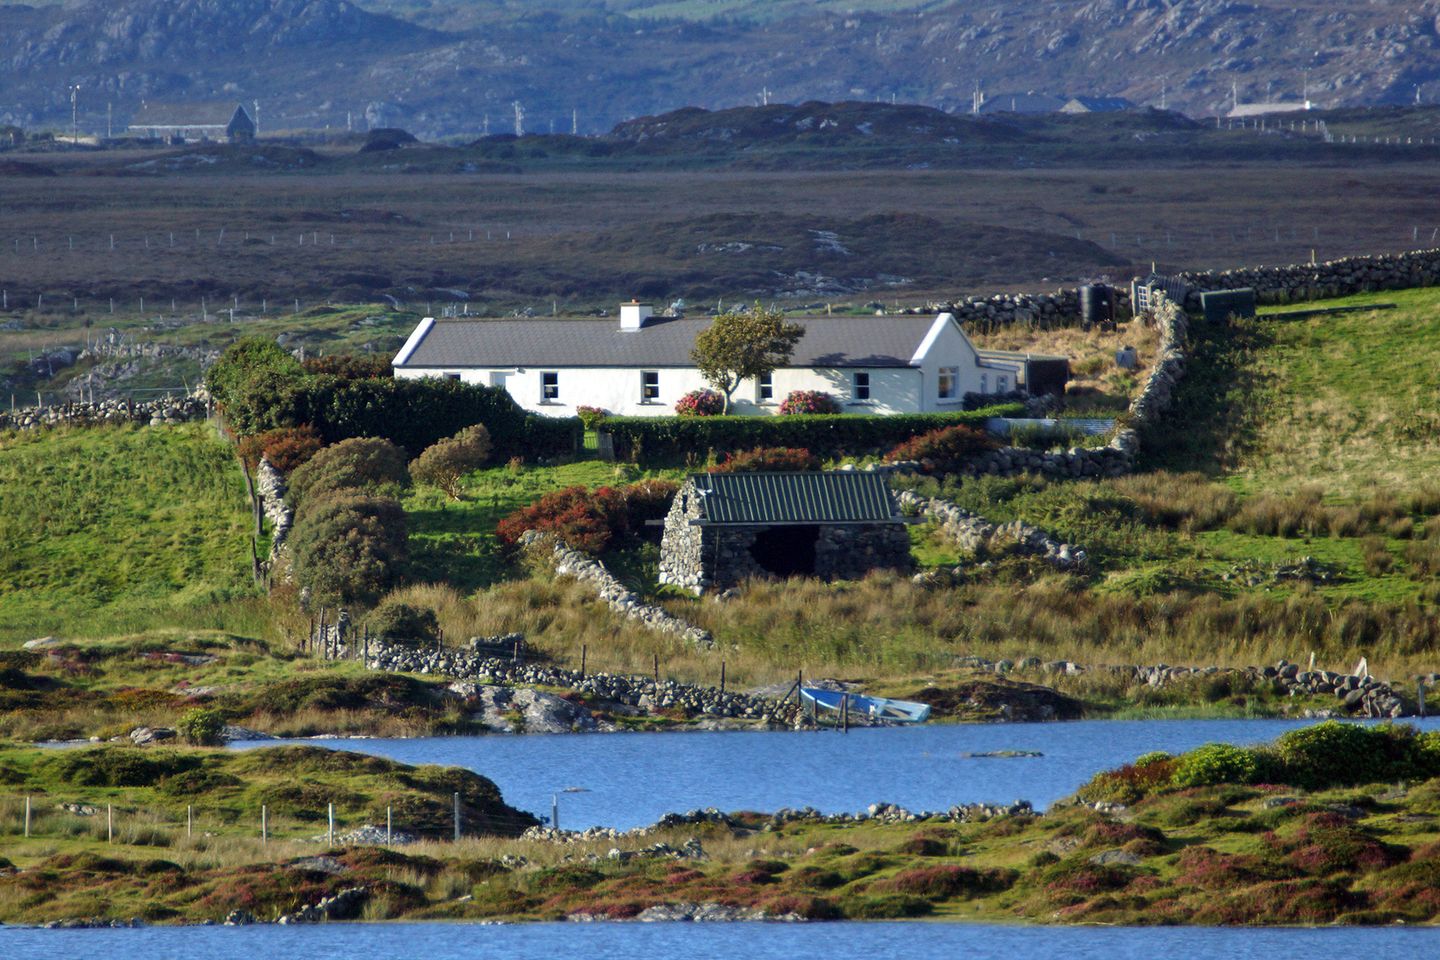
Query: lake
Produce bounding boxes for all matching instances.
[3,918,1438,960]
[234,717,1440,830]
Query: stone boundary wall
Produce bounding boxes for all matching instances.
[78,341,220,366]
[893,489,1086,570]
[255,457,293,566]
[0,392,208,431]
[953,654,1421,719]
[518,530,715,648]
[363,638,799,724]
[1174,246,1440,309]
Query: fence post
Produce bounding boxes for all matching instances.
[453,792,461,842]
[1420,679,1428,719]
[262,805,268,845]
[552,794,559,832]
[328,803,335,846]
[187,804,192,838]
[386,806,392,845]
[580,644,586,679]
[107,804,113,843]
[24,795,30,837]
[720,661,726,694]
[653,653,659,685]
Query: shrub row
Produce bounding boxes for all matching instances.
[1077,721,1440,804]
[602,404,1022,461]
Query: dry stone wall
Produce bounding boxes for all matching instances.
[1174,247,1440,309]
[894,489,1086,570]
[0,392,208,431]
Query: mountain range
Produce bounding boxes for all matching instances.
[3,0,1440,138]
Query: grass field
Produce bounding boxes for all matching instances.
[0,423,263,642]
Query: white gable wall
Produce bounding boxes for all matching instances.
[911,313,1019,410]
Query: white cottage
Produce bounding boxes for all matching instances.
[391,303,1032,417]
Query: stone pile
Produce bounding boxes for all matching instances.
[364,637,801,726]
[895,489,1085,570]
[519,530,714,648]
[1176,247,1440,308]
[0,392,208,431]
[569,902,774,923]
[276,887,369,924]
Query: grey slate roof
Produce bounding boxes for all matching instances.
[397,315,938,370]
[690,471,900,525]
[129,102,248,128]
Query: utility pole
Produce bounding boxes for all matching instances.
[69,84,81,144]
[572,107,578,135]
[106,102,112,139]
[254,99,261,136]
[512,101,524,137]
[1159,78,1167,111]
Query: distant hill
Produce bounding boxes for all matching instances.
[4,0,1440,138]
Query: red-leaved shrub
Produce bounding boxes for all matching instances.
[495,486,628,554]
[236,424,324,473]
[884,424,997,474]
[713,446,821,473]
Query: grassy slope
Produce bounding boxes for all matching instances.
[1,732,1438,926]
[0,423,264,642]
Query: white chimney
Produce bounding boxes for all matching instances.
[619,299,654,331]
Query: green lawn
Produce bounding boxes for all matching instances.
[0,423,263,643]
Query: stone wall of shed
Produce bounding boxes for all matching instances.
[816,524,913,581]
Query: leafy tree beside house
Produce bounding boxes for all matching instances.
[690,303,804,414]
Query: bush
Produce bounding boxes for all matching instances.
[288,491,408,605]
[576,406,609,431]
[1273,721,1416,790]
[885,424,998,474]
[713,446,821,473]
[495,486,628,554]
[289,437,410,506]
[207,337,304,413]
[177,708,226,746]
[620,478,679,526]
[674,389,724,417]
[779,390,841,415]
[1171,743,1264,788]
[409,424,493,500]
[602,404,1019,462]
[236,425,324,474]
[365,599,440,647]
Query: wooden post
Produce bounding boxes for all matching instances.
[453,792,461,842]
[24,795,30,837]
[386,806,392,845]
[187,805,192,838]
[328,803,335,846]
[512,638,520,664]
[107,804,113,843]
[653,652,659,685]
[720,661,726,694]
[841,693,849,734]
[1420,679,1428,719]
[261,805,268,845]
[580,644,587,678]
[552,794,560,832]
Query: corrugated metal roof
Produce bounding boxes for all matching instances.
[396,315,939,370]
[691,471,899,524]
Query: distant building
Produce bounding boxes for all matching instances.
[127,103,256,143]
[1227,101,1312,119]
[976,92,1067,115]
[1059,97,1137,114]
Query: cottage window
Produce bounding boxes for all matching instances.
[979,372,988,394]
[443,372,461,382]
[541,371,559,401]
[937,366,958,400]
[997,375,1009,392]
[852,372,871,401]
[757,371,773,402]
[641,370,660,402]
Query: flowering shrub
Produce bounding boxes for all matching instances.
[674,389,724,417]
[884,424,997,474]
[576,406,609,431]
[778,390,840,415]
[713,446,821,473]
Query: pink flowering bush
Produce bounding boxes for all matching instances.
[675,389,724,417]
[778,390,841,415]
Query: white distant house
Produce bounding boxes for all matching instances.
[391,302,1042,417]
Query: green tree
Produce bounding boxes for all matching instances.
[690,303,804,414]
[288,491,408,606]
[206,336,304,414]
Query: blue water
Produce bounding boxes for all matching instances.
[234,717,1440,830]
[3,919,1438,960]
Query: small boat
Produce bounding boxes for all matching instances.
[800,687,932,724]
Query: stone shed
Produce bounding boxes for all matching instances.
[658,471,913,594]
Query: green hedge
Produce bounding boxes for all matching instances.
[224,374,581,458]
[601,403,1024,461]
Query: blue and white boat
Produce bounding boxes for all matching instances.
[800,687,932,724]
